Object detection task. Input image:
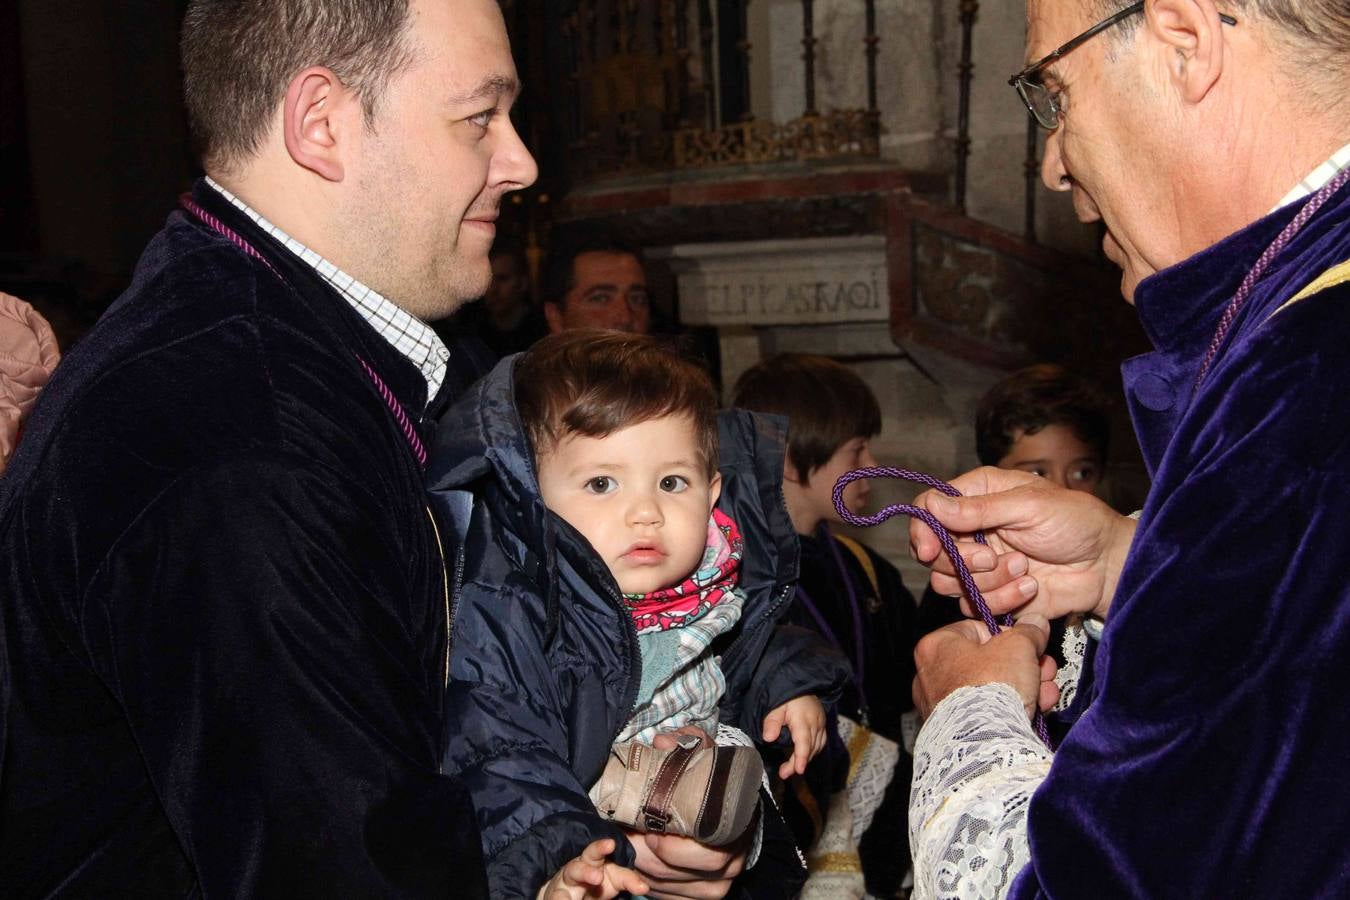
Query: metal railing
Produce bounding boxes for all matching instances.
[557,0,881,175]
[954,0,1041,240]
[551,0,1040,240]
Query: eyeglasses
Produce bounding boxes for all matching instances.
[1009,1,1238,130]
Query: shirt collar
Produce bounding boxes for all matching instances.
[1273,141,1350,212]
[203,176,449,404]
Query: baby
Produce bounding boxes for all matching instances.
[431,330,846,899]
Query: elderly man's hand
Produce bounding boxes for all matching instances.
[909,466,1136,623]
[912,614,1058,719]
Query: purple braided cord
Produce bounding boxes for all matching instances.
[180,194,283,280]
[1196,166,1350,387]
[832,466,1052,747]
[357,356,428,468]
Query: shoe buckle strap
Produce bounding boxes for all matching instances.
[642,744,698,833]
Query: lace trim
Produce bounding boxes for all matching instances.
[910,684,1052,900]
[1053,621,1088,712]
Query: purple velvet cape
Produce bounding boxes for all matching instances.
[1010,180,1350,897]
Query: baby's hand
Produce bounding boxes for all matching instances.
[537,838,650,900]
[762,695,827,779]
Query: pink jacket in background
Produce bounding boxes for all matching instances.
[0,292,61,473]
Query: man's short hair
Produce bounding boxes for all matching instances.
[975,363,1110,467]
[1092,0,1350,66]
[731,353,881,485]
[542,230,645,308]
[181,0,416,172]
[514,330,719,477]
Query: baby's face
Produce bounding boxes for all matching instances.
[536,414,721,595]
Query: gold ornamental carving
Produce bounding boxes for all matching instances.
[673,110,880,169]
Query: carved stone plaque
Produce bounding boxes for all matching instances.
[660,235,888,326]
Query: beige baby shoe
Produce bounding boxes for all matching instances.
[589,738,764,846]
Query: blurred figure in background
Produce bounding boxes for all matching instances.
[733,352,918,899]
[439,236,547,360]
[0,292,60,475]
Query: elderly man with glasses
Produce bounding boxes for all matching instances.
[903,0,1350,897]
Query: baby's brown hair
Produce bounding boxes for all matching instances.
[514,330,719,477]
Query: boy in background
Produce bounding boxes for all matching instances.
[975,363,1109,494]
[732,353,919,899]
[431,332,848,898]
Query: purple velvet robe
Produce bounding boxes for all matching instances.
[1013,181,1350,897]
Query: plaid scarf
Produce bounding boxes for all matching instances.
[622,509,742,635]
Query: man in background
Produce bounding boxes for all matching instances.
[438,235,547,359]
[543,232,652,334]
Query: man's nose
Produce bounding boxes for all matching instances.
[1041,129,1070,193]
[492,119,539,191]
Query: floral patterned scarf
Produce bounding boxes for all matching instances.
[622,508,743,635]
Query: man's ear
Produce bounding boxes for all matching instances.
[782,458,804,486]
[543,301,565,334]
[1145,0,1227,104]
[281,66,354,182]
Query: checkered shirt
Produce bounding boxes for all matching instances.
[617,593,745,745]
[204,177,449,404]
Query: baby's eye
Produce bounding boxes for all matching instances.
[659,475,689,493]
[585,476,616,494]
[1071,465,1100,484]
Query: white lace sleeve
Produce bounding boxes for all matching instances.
[909,684,1053,900]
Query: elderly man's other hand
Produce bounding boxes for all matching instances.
[912,614,1058,719]
[909,466,1136,623]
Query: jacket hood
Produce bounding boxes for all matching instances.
[715,409,798,605]
[427,353,553,553]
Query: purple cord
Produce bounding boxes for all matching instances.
[1197,166,1350,386]
[832,465,1052,747]
[356,356,428,468]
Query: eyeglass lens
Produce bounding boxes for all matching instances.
[1017,80,1059,129]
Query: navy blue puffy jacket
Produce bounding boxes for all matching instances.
[427,357,849,898]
